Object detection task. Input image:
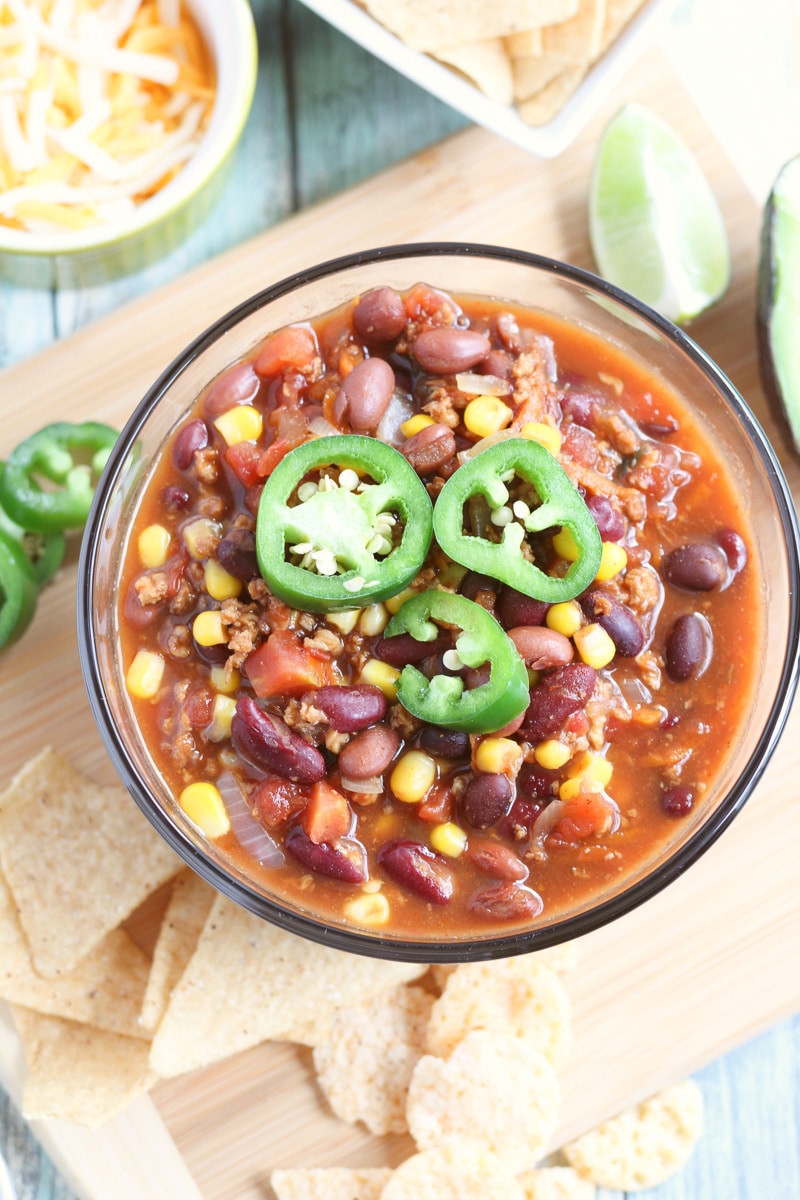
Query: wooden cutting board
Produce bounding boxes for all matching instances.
[1,50,799,1200]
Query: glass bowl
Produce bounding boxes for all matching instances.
[78,243,800,962]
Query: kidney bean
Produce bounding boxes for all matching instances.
[460,571,497,602]
[184,686,214,727]
[640,416,679,439]
[307,684,387,732]
[508,625,574,670]
[338,724,400,779]
[194,639,229,666]
[665,613,709,682]
[412,327,490,374]
[374,630,449,667]
[334,356,396,432]
[466,839,528,882]
[352,287,407,342]
[516,762,559,800]
[495,585,549,630]
[661,785,695,816]
[715,527,748,573]
[461,773,513,829]
[418,727,470,759]
[378,839,453,904]
[661,543,726,591]
[285,826,366,883]
[464,663,490,690]
[561,389,601,428]
[172,419,209,471]
[479,349,514,379]
[217,527,259,580]
[521,664,596,743]
[400,422,456,475]
[586,494,626,541]
[579,591,644,657]
[467,881,544,922]
[204,361,260,417]
[231,696,326,784]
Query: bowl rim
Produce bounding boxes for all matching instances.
[78,241,800,962]
[0,0,258,259]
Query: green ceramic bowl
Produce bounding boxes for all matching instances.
[0,0,257,289]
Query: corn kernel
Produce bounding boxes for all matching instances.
[574,622,616,668]
[567,750,613,788]
[474,737,523,776]
[213,404,263,446]
[429,821,468,858]
[520,421,563,456]
[344,891,391,927]
[401,413,435,437]
[205,558,242,601]
[558,775,604,801]
[205,694,236,742]
[179,781,230,838]
[359,658,400,699]
[137,523,171,569]
[385,586,418,615]
[358,603,389,636]
[534,739,572,770]
[193,610,227,646]
[209,665,241,694]
[546,600,583,637]
[552,526,579,561]
[182,516,222,560]
[391,750,437,803]
[463,395,514,438]
[326,608,361,635]
[125,649,164,699]
[595,541,628,581]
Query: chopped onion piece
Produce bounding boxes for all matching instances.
[340,774,384,794]
[535,335,558,383]
[308,416,340,439]
[455,372,512,396]
[216,772,285,868]
[376,391,414,447]
[529,800,565,858]
[457,427,520,463]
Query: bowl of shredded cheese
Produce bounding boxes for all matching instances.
[0,0,258,286]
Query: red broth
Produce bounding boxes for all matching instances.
[118,285,760,937]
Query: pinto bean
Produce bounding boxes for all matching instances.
[338,724,400,779]
[306,684,387,732]
[466,839,529,882]
[400,422,456,474]
[507,625,574,670]
[412,327,490,374]
[462,773,513,829]
[377,839,453,904]
[352,287,407,342]
[467,881,544,922]
[285,827,366,883]
[665,613,709,681]
[661,543,727,591]
[231,696,326,783]
[334,356,396,432]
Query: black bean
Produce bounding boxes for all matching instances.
[665,613,709,681]
[418,727,470,759]
[661,543,726,591]
[217,527,259,580]
[661,785,695,816]
[461,773,513,829]
[580,590,645,657]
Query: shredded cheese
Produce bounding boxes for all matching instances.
[0,0,215,235]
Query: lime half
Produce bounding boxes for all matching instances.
[589,104,731,324]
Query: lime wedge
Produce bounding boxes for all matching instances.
[589,103,731,324]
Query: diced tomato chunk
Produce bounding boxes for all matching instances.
[244,629,333,699]
[225,441,264,489]
[302,780,351,844]
[550,790,619,842]
[254,326,318,379]
[416,780,455,825]
[252,776,308,829]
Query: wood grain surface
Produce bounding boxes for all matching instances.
[1,49,799,1200]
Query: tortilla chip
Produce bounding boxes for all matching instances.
[365,0,579,52]
[0,749,182,977]
[517,65,588,125]
[12,1005,155,1126]
[271,1167,393,1200]
[512,54,567,101]
[541,0,607,62]
[434,40,514,106]
[148,894,426,1077]
[600,0,648,48]
[505,27,545,57]
[313,984,434,1135]
[0,870,150,1038]
[380,1141,526,1200]
[518,1166,596,1199]
[139,869,216,1034]
[406,1030,561,1173]
[562,1080,704,1190]
[425,958,572,1065]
